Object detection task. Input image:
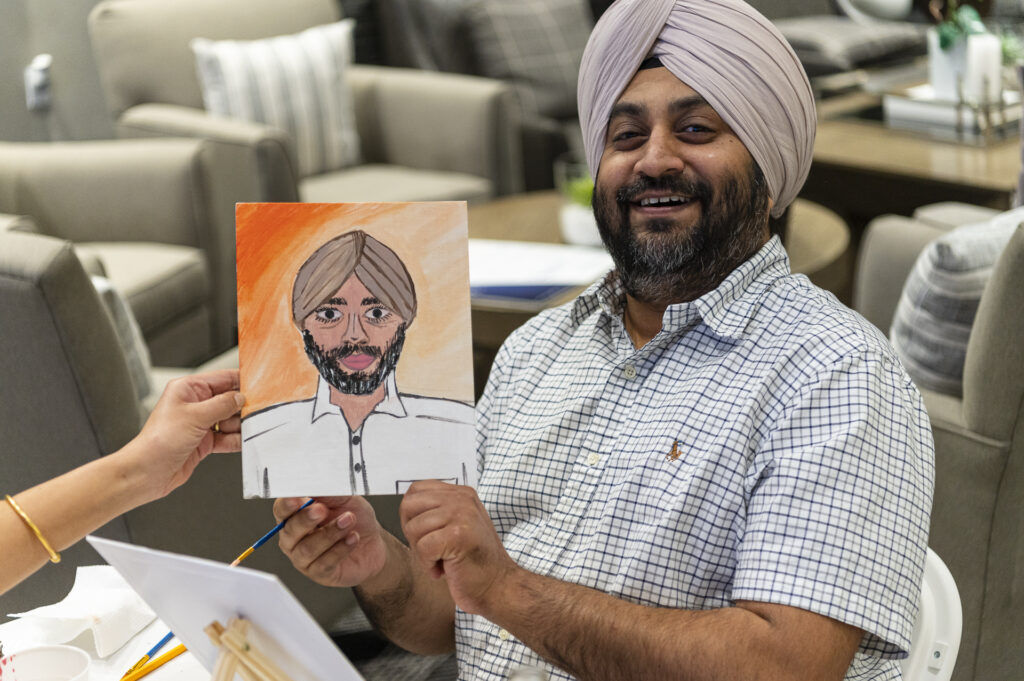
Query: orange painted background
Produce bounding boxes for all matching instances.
[236,202,474,416]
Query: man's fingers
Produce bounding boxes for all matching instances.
[273,496,312,523]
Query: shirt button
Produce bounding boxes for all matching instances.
[352,435,361,445]
[587,452,600,466]
[623,364,637,379]
[354,463,363,473]
[498,629,511,641]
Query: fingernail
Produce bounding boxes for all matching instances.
[308,505,325,522]
[345,532,359,546]
[336,513,355,529]
[235,392,246,408]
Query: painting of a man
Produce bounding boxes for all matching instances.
[241,228,475,498]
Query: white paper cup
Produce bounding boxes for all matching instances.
[0,645,90,681]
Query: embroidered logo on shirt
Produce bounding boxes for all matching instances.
[667,440,683,461]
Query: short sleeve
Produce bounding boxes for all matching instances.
[733,350,934,657]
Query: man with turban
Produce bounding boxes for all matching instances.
[272,2,934,679]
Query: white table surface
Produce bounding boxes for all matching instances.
[0,602,208,681]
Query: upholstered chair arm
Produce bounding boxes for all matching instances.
[117,103,300,202]
[852,213,946,334]
[349,65,523,196]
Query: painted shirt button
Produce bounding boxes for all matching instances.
[587,452,600,466]
[623,365,637,379]
[354,463,363,473]
[498,629,511,641]
[352,435,361,445]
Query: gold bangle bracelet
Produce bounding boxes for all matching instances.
[5,495,61,564]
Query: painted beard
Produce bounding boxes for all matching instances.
[592,163,771,305]
[303,324,407,396]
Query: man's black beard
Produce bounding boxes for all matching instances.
[592,163,771,305]
[302,324,407,396]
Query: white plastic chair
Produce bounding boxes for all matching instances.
[901,548,962,681]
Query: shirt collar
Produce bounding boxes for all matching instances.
[311,370,407,423]
[570,236,791,340]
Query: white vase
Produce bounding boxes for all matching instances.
[928,28,1002,103]
[928,27,968,102]
[558,203,603,247]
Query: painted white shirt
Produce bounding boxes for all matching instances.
[241,373,476,498]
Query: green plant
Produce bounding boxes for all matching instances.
[565,175,594,207]
[932,0,987,49]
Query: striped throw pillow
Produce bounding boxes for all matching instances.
[890,207,1022,396]
[191,19,361,178]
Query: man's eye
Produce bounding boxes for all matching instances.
[365,307,393,323]
[315,308,342,323]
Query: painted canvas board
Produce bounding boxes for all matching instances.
[236,202,476,498]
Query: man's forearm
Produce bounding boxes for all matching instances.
[484,568,857,681]
[355,531,457,655]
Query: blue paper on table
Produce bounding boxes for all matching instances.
[471,284,577,302]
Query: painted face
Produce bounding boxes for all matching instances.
[301,275,407,395]
[593,66,771,302]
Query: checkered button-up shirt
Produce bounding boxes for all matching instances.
[460,237,935,681]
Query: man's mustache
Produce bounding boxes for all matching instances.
[327,342,382,361]
[615,174,713,205]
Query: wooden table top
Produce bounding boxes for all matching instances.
[815,91,1021,195]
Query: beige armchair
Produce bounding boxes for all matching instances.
[0,229,355,627]
[0,138,253,366]
[854,204,1024,681]
[87,0,522,203]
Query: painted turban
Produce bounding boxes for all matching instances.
[577,0,816,217]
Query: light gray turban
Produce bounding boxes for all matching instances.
[577,0,816,217]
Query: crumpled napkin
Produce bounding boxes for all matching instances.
[7,566,155,657]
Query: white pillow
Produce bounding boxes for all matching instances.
[191,19,362,178]
[890,206,1022,396]
[91,276,153,401]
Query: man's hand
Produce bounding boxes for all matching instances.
[400,480,519,616]
[274,496,388,587]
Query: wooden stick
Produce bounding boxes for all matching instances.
[220,619,295,681]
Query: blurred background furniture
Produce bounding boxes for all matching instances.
[0,228,362,627]
[467,191,852,398]
[87,0,521,205]
[853,204,1024,681]
[902,548,962,681]
[0,138,251,365]
[369,0,928,191]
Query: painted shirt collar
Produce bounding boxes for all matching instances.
[311,370,407,424]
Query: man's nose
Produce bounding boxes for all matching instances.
[344,312,367,341]
[634,128,685,178]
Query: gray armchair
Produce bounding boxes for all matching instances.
[0,138,255,366]
[854,204,1024,681]
[87,0,522,203]
[0,229,353,627]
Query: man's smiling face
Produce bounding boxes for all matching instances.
[302,275,406,396]
[593,66,772,303]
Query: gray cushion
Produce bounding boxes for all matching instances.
[76,242,210,345]
[889,206,1023,396]
[775,15,925,74]
[299,164,493,203]
[191,19,361,177]
[464,0,593,119]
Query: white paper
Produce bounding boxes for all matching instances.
[86,536,364,681]
[469,239,613,287]
[6,566,155,657]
